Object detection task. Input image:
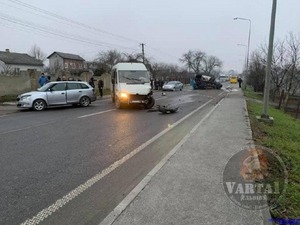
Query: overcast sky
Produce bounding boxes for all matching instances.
[0,0,299,72]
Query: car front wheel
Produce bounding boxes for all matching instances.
[145,97,155,109]
[32,99,46,111]
[80,96,90,107]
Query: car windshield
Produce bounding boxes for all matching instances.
[167,81,177,84]
[37,83,53,91]
[119,70,150,84]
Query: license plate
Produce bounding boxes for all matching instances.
[131,100,143,103]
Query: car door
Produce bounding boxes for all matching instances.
[66,82,82,103]
[46,83,67,105]
[175,82,180,90]
[179,82,183,90]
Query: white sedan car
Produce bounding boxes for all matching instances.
[17,81,97,111]
[162,81,183,91]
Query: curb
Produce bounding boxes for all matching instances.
[243,95,272,225]
[1,102,17,106]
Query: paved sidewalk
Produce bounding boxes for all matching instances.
[102,89,271,225]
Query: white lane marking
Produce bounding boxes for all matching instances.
[0,115,8,118]
[19,94,222,225]
[78,109,116,118]
[100,98,225,225]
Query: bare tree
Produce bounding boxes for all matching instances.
[28,44,46,62]
[122,52,143,63]
[285,32,300,95]
[151,62,189,83]
[180,50,222,77]
[202,55,223,76]
[248,51,265,92]
[261,40,292,99]
[95,49,123,73]
[52,60,63,75]
[180,50,206,74]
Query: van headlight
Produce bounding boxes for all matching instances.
[20,95,31,101]
[119,92,128,99]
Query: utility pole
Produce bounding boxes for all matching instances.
[140,43,145,63]
[258,0,277,125]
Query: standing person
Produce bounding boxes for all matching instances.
[38,73,48,87]
[154,80,159,90]
[46,75,51,83]
[98,79,104,97]
[89,76,96,88]
[238,77,243,88]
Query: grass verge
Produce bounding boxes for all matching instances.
[244,87,263,101]
[246,93,300,218]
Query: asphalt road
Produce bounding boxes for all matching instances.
[0,87,225,225]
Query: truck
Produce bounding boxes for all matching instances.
[111,62,155,109]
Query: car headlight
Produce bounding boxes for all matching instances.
[20,95,31,101]
[119,92,128,98]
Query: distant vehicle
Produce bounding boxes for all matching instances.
[219,75,229,82]
[191,75,222,90]
[111,62,155,109]
[230,76,238,84]
[162,81,183,91]
[17,81,97,111]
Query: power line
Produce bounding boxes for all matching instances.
[6,0,141,44]
[1,0,183,64]
[0,12,140,51]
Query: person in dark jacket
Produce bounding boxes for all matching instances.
[238,77,243,88]
[38,73,48,87]
[89,76,96,88]
[98,79,104,97]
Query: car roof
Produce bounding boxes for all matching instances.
[48,81,88,84]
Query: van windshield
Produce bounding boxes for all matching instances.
[119,70,150,84]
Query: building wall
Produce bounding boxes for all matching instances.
[49,54,64,74]
[0,60,5,73]
[0,70,39,97]
[63,59,85,70]
[0,60,43,73]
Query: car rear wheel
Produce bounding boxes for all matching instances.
[32,99,46,111]
[80,96,90,107]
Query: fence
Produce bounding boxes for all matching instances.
[276,90,300,119]
[0,70,39,97]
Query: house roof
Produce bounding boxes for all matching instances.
[47,51,85,61]
[0,51,44,66]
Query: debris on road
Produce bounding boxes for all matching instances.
[148,104,179,114]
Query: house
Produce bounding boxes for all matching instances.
[47,51,87,75]
[0,49,44,74]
